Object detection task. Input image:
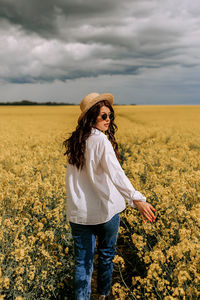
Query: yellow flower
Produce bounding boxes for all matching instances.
[178,270,192,285]
[112,282,128,300]
[172,287,185,297]
[41,270,47,280]
[12,248,25,261]
[36,222,44,231]
[27,235,37,247]
[15,267,25,275]
[3,276,10,289]
[45,230,54,242]
[112,255,125,269]
[3,219,12,227]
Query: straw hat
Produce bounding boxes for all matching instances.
[78,92,114,123]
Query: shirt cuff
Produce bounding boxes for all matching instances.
[126,191,146,208]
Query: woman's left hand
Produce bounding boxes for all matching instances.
[133,200,156,223]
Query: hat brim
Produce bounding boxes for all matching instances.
[78,93,114,123]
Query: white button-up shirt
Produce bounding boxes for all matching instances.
[65,127,146,225]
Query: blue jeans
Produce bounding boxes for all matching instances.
[69,213,120,300]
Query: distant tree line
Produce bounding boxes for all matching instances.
[0,100,76,106]
[0,100,136,106]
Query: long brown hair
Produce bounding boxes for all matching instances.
[63,100,121,169]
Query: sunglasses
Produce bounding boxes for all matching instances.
[101,112,114,121]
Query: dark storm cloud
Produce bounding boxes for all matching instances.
[0,0,120,36]
[0,0,200,85]
[0,0,57,36]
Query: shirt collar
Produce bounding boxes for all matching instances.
[91,127,103,135]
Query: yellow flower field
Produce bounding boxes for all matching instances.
[0,105,200,299]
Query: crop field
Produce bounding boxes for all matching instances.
[0,105,200,299]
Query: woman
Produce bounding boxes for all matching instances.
[63,92,156,300]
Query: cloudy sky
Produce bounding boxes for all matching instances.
[0,0,200,104]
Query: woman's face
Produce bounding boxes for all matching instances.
[95,105,112,132]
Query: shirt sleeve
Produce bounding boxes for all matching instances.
[100,136,146,208]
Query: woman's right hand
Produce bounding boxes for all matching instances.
[133,200,156,223]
